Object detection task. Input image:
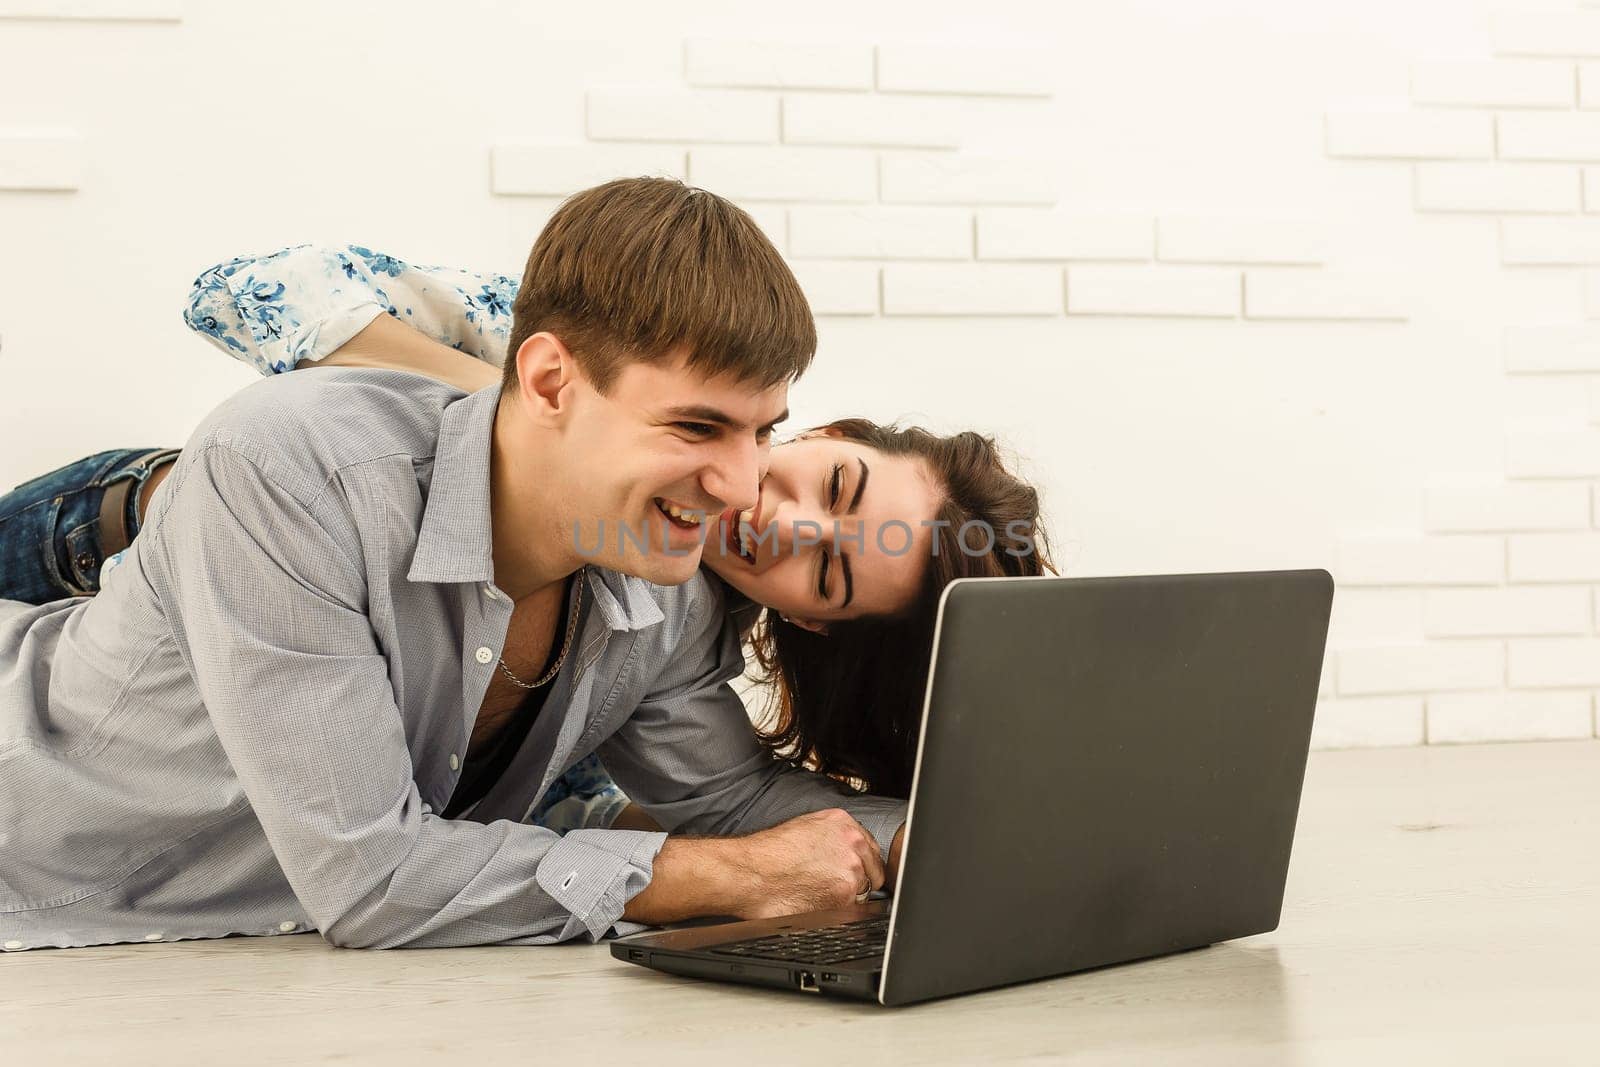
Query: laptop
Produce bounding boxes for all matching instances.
[612,568,1335,1006]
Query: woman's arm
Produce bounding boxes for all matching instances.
[182,244,519,378]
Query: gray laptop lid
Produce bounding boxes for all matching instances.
[880,569,1334,1006]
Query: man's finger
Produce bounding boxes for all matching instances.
[851,823,886,891]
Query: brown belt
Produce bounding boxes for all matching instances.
[97,448,181,559]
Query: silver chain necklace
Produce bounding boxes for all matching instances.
[497,568,585,690]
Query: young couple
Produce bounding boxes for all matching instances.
[0,178,1051,952]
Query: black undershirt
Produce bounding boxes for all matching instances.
[441,576,574,819]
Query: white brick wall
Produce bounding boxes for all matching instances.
[1410,60,1574,108]
[688,146,876,202]
[875,44,1053,96]
[1424,482,1591,532]
[685,39,873,90]
[1066,266,1238,318]
[1337,536,1504,586]
[1243,272,1407,321]
[7,10,1596,755]
[1492,11,1600,57]
[1157,218,1326,265]
[1497,113,1600,160]
[1582,65,1600,109]
[1423,586,1590,637]
[1310,697,1426,749]
[1507,638,1600,687]
[788,206,970,259]
[1338,641,1505,695]
[1508,533,1600,581]
[0,132,81,191]
[1414,163,1578,213]
[1324,111,1493,159]
[782,94,965,148]
[1504,325,1600,372]
[1500,218,1600,264]
[1429,691,1593,743]
[491,143,685,196]
[879,153,1059,205]
[882,264,1061,315]
[1504,427,1600,478]
[0,0,179,17]
[586,89,778,144]
[787,261,879,315]
[977,211,1151,261]
[736,203,788,248]
[1327,588,1426,644]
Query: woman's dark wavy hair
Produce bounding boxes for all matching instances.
[746,417,1056,798]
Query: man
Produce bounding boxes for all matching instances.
[0,178,906,951]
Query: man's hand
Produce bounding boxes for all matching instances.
[621,808,887,925]
[733,808,887,920]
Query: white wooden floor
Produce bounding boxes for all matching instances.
[2,739,1597,1065]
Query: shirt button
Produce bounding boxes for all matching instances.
[143,933,162,942]
[278,921,296,933]
[474,646,493,664]
[483,584,502,601]
[421,803,433,815]
[449,753,460,771]
[3,940,22,950]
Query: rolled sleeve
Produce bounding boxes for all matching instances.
[535,829,668,941]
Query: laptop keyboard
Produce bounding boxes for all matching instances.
[708,916,889,965]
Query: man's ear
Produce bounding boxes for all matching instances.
[512,332,577,420]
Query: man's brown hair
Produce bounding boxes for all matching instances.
[502,177,815,395]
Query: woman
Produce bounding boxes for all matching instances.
[0,243,1054,829]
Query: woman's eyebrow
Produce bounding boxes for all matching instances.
[836,458,867,608]
[847,458,869,514]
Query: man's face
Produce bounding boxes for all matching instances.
[561,351,789,586]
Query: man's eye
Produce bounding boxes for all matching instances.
[677,422,716,436]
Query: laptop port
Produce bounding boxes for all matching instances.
[796,971,819,993]
[627,949,647,961]
[821,972,848,984]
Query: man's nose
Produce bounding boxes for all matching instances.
[702,436,760,513]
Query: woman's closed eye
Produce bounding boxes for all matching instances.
[816,462,845,602]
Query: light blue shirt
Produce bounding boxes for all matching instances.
[0,303,905,952]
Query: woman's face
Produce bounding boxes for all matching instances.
[704,431,940,631]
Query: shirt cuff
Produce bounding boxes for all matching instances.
[277,303,387,368]
[221,246,387,371]
[534,828,668,941]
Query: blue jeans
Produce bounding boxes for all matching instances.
[0,446,631,832]
[0,447,178,604]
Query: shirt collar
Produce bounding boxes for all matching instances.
[408,384,666,633]
[408,385,500,585]
[583,566,665,631]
